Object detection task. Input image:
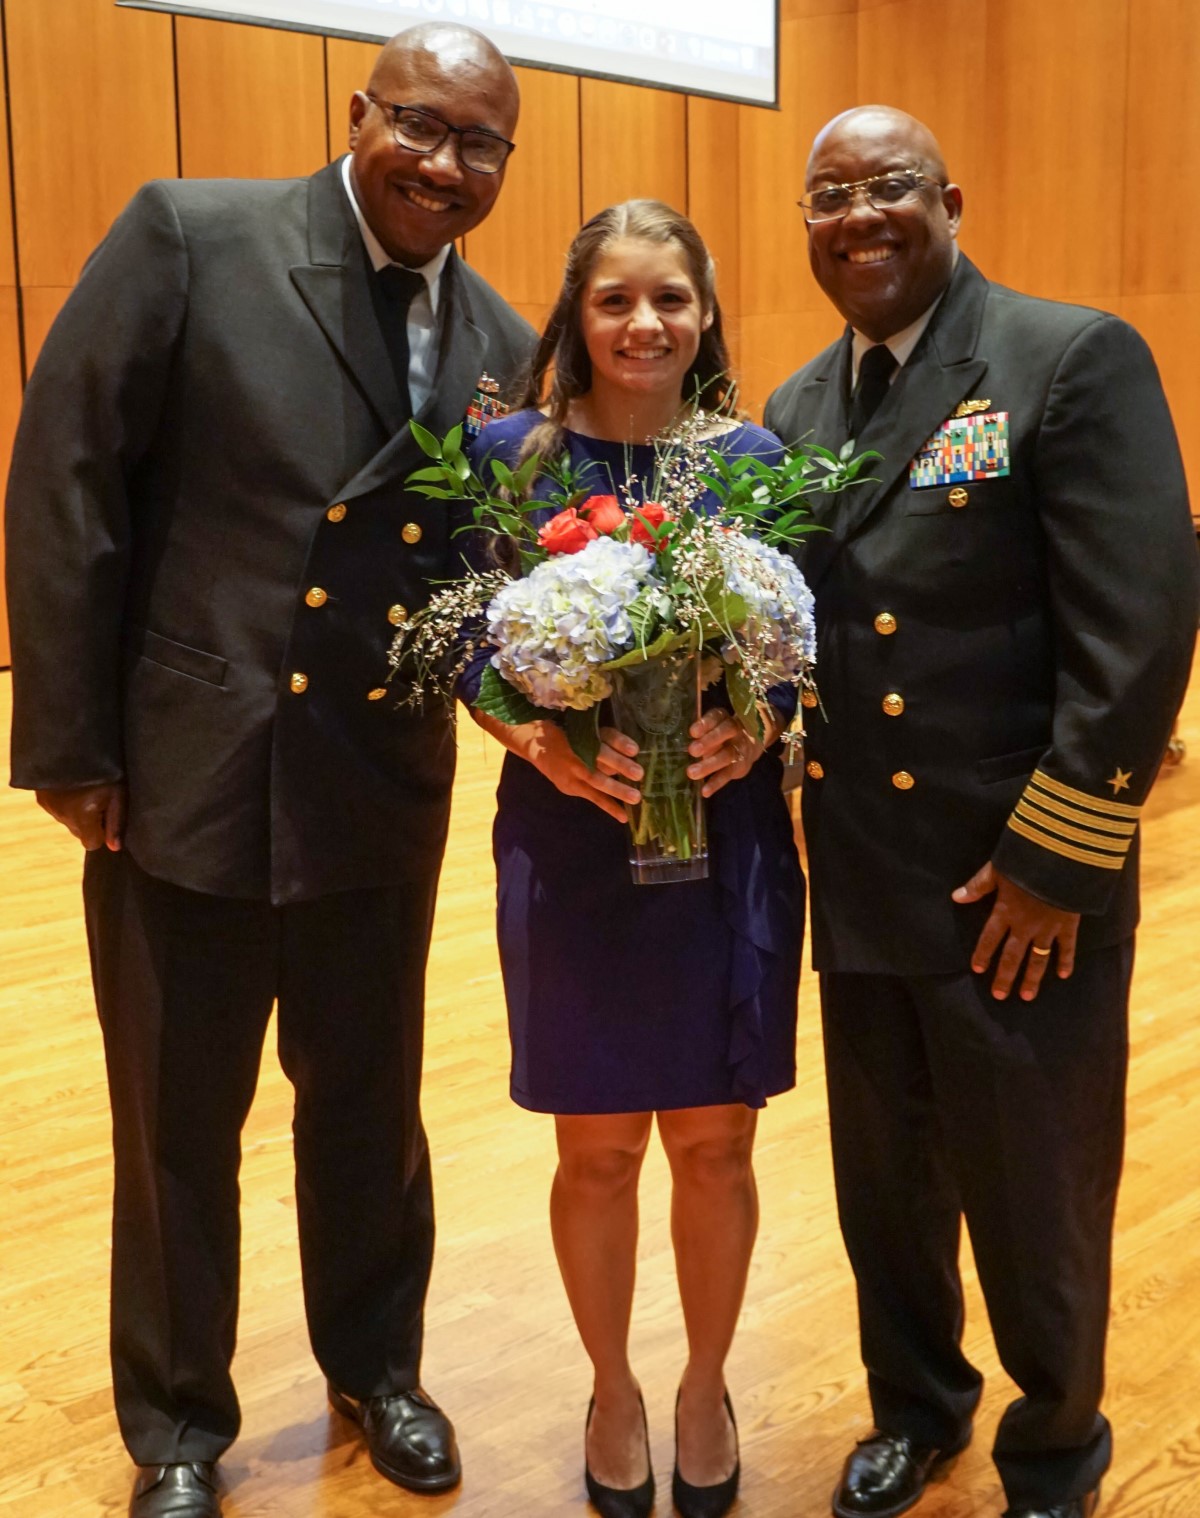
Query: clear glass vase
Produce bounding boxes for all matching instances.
[609,649,708,886]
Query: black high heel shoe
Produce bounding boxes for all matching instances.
[584,1393,655,1518]
[672,1389,740,1518]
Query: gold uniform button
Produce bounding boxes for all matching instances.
[800,689,819,709]
[948,486,969,508]
[805,760,824,780]
[892,770,915,790]
[401,522,423,545]
[387,604,409,626]
[304,586,327,608]
[874,611,898,636]
[367,687,388,701]
[326,503,347,523]
[882,692,905,717]
[289,672,309,694]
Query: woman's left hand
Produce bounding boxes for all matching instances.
[687,705,778,797]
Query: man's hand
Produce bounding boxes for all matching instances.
[36,783,127,851]
[953,861,1079,1001]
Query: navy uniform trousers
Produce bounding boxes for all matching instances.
[820,943,1133,1508]
[83,847,441,1464]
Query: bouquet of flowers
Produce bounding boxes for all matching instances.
[390,415,875,880]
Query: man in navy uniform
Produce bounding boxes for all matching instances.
[766,106,1197,1518]
[5,23,533,1518]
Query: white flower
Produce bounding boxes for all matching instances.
[711,533,816,679]
[486,536,653,709]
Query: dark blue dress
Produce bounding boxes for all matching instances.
[459,411,805,1114]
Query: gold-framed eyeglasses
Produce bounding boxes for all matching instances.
[799,170,944,223]
[366,94,515,174]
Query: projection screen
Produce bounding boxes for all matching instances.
[116,0,779,107]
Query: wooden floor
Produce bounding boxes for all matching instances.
[1,666,1199,1518]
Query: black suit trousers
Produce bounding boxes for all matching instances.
[82,848,442,1464]
[820,942,1133,1509]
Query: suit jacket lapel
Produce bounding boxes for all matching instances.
[289,159,406,432]
[414,254,487,438]
[808,256,991,590]
[336,252,489,502]
[787,336,853,586]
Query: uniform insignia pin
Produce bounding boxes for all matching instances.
[954,398,993,418]
[463,373,509,440]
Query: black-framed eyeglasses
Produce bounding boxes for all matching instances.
[798,170,944,223]
[366,94,515,174]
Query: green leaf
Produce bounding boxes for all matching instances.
[488,458,516,491]
[725,664,761,738]
[444,423,464,457]
[627,594,663,650]
[512,453,542,495]
[602,623,702,669]
[410,419,443,458]
[564,707,601,770]
[474,663,541,726]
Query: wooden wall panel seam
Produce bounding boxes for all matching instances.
[1117,0,1134,303]
[0,5,27,385]
[170,17,183,179]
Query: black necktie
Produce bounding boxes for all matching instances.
[374,264,426,411]
[848,342,897,440]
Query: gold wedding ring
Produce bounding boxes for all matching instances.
[1029,945,1052,957]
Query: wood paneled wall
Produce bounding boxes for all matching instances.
[1,0,1198,665]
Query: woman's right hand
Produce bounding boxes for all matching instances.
[522,721,643,822]
[475,713,642,822]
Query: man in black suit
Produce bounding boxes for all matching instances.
[765,107,1197,1518]
[5,23,534,1518]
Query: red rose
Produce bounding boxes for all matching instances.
[630,501,670,550]
[537,506,599,555]
[580,494,625,535]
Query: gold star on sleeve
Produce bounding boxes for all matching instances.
[1107,767,1132,795]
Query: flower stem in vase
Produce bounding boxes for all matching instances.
[610,649,708,885]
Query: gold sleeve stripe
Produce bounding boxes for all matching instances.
[1007,813,1126,869]
[1015,801,1132,855]
[1031,769,1142,820]
[1023,785,1138,836]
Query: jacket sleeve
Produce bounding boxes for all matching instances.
[5,181,188,791]
[990,315,1199,913]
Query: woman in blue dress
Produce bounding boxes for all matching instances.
[457,201,804,1518]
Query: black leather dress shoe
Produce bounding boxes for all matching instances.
[832,1430,969,1518]
[1003,1486,1100,1518]
[328,1383,461,1493]
[129,1462,220,1517]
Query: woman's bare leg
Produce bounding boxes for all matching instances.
[551,1110,654,1488]
[657,1103,759,1485]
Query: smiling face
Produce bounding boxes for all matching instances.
[805,108,962,342]
[348,28,518,266]
[579,236,714,407]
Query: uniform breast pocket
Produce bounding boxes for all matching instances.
[905,475,1016,517]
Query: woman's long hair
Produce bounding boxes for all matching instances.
[514,200,735,472]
